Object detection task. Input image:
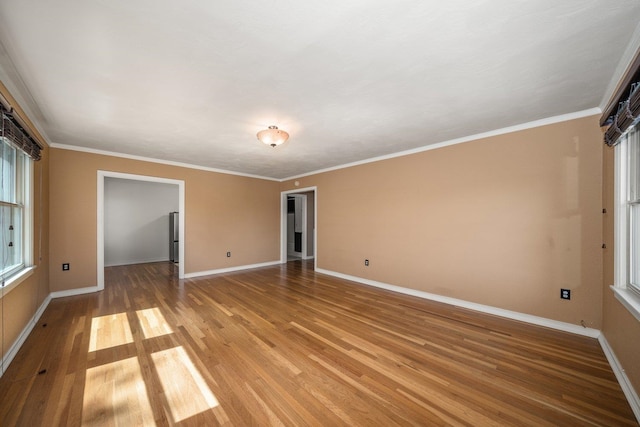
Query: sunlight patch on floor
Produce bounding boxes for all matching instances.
[151,346,219,423]
[82,356,154,426]
[136,307,173,340]
[88,312,134,352]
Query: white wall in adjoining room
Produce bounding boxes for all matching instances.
[105,177,179,267]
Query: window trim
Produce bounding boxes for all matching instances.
[613,130,640,321]
[0,144,34,294]
[612,286,640,323]
[0,266,35,299]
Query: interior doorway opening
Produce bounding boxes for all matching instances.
[97,171,185,290]
[281,187,317,269]
[104,177,179,267]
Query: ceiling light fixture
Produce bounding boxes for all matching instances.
[257,125,289,148]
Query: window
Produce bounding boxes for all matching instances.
[614,125,640,321]
[0,136,31,282]
[629,127,640,294]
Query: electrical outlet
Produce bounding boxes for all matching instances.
[560,289,571,300]
[62,263,70,271]
[226,251,231,257]
[364,259,369,266]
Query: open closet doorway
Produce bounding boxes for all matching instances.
[281,187,317,268]
[97,171,185,290]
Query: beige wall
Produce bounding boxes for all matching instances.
[1,82,50,363]
[282,115,604,327]
[49,149,280,292]
[3,70,639,403]
[601,143,640,392]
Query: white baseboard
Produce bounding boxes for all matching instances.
[3,265,636,423]
[315,269,640,421]
[598,335,640,422]
[184,260,281,279]
[1,294,51,377]
[104,258,169,267]
[315,268,600,338]
[302,255,315,260]
[50,285,101,299]
[315,269,640,419]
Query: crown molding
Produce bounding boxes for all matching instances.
[48,143,280,182]
[282,108,601,181]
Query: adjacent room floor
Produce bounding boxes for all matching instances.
[0,260,636,426]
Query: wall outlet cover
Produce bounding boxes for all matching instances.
[560,289,571,300]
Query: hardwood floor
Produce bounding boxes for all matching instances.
[0,260,636,426]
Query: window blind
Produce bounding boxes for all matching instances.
[604,82,640,147]
[0,104,42,161]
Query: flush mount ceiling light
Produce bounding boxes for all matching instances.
[257,125,289,148]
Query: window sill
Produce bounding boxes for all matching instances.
[612,286,640,323]
[0,266,36,299]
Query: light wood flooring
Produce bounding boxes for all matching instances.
[0,260,637,426]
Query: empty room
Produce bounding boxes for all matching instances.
[1,1,640,425]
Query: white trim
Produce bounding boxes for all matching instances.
[97,171,185,290]
[184,260,281,279]
[316,268,600,338]
[600,21,640,112]
[51,109,599,183]
[1,293,51,377]
[598,334,640,423]
[299,194,308,259]
[97,173,104,290]
[280,186,318,271]
[25,156,34,267]
[612,133,640,323]
[615,140,628,288]
[0,266,35,299]
[282,108,601,181]
[612,286,640,323]
[51,143,279,182]
[0,43,53,145]
[105,258,172,268]
[0,150,34,295]
[281,193,287,262]
[50,286,101,299]
[285,194,307,259]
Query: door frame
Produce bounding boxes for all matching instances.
[287,194,307,258]
[281,186,317,269]
[97,170,185,290]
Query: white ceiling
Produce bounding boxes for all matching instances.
[1,1,640,180]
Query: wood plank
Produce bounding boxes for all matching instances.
[0,260,636,426]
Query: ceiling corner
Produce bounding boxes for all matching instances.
[599,20,640,112]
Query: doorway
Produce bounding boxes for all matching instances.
[97,171,185,290]
[287,194,305,260]
[104,178,179,267]
[281,187,317,269]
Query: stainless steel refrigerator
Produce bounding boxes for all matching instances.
[169,211,179,263]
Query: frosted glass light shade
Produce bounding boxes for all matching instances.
[257,125,289,147]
